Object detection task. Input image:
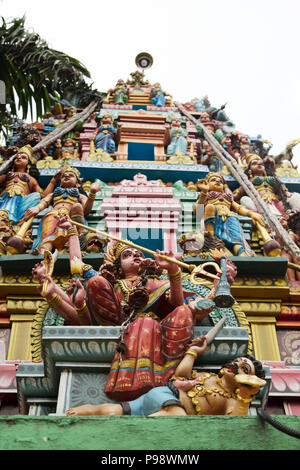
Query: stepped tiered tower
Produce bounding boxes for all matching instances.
[0,60,299,450]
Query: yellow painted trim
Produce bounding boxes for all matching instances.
[231,286,289,299]
[9,314,35,321]
[250,321,281,361]
[247,316,277,324]
[276,321,300,328]
[7,320,33,360]
[7,297,43,314]
[238,300,281,316]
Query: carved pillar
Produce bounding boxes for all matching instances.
[238,300,282,360]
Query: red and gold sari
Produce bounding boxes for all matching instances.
[86,275,194,401]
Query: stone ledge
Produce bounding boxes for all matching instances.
[0,415,299,450]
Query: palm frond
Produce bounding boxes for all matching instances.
[0,16,103,138]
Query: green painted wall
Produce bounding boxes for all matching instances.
[0,415,299,450]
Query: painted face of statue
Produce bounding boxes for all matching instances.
[207,175,224,192]
[64,138,74,148]
[250,158,266,176]
[102,115,112,125]
[60,171,78,188]
[14,153,29,171]
[120,248,145,275]
[171,118,180,128]
[223,357,256,377]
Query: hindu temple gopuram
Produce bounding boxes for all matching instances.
[0,55,299,449]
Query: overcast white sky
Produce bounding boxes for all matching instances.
[2,0,300,164]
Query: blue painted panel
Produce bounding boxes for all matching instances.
[122,228,163,252]
[132,105,147,111]
[127,142,155,161]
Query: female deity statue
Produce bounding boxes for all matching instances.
[92,114,117,154]
[194,172,265,256]
[151,83,170,107]
[107,79,129,105]
[33,217,217,402]
[233,154,295,217]
[21,167,101,254]
[0,145,42,224]
[166,117,188,156]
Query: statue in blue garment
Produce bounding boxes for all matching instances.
[94,114,117,154]
[0,145,41,224]
[151,83,167,107]
[166,117,188,155]
[194,172,265,256]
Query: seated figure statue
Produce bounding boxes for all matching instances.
[107,79,129,105]
[32,216,222,402]
[151,83,171,107]
[66,337,266,417]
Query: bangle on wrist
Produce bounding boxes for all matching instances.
[169,268,182,283]
[67,227,78,238]
[88,192,96,200]
[184,349,198,359]
[75,301,87,316]
[48,293,62,310]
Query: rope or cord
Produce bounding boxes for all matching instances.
[175,101,300,261]
[257,407,300,439]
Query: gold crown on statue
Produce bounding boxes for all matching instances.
[60,166,82,181]
[245,153,262,166]
[16,145,35,164]
[105,240,131,263]
[112,241,130,261]
[205,172,226,184]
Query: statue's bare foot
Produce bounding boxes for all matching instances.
[66,404,100,416]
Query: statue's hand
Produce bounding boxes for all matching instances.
[263,156,275,169]
[187,336,208,356]
[21,206,40,222]
[99,262,117,285]
[53,168,64,181]
[196,181,209,193]
[35,273,56,298]
[154,249,182,275]
[66,278,85,307]
[32,261,46,281]
[251,212,265,227]
[89,181,102,194]
[57,214,73,230]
